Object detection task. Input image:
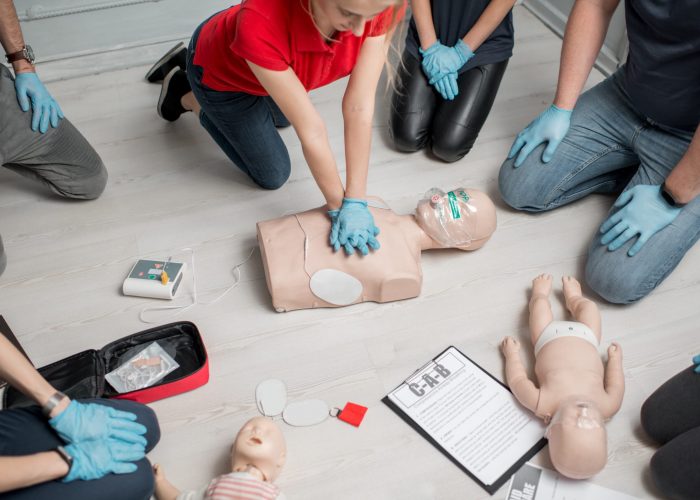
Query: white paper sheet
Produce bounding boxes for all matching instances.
[387,347,546,487]
[506,463,640,500]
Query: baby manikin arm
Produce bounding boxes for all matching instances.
[601,343,625,417]
[504,349,540,412]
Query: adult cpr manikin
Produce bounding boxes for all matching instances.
[501,275,625,479]
[257,188,496,312]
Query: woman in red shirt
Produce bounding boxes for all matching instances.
[149,0,405,256]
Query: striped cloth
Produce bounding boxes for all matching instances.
[177,472,284,500]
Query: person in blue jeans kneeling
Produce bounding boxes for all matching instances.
[0,332,160,500]
[498,0,700,304]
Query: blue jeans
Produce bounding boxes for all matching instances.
[186,20,291,190]
[0,399,160,500]
[498,69,699,304]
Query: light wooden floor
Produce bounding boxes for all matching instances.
[1,6,697,499]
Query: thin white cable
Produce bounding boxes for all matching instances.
[138,246,256,323]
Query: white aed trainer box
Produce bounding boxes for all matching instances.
[123,259,186,300]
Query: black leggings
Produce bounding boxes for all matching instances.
[641,366,700,500]
[389,52,508,163]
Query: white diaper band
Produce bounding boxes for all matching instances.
[534,320,599,356]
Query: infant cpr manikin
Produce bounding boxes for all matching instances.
[501,275,625,479]
[257,188,496,312]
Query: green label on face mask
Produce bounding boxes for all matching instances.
[459,190,470,203]
[448,191,461,219]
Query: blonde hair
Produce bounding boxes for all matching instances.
[305,0,407,90]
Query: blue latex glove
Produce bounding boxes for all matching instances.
[63,439,145,482]
[433,72,459,101]
[50,401,147,446]
[14,72,64,133]
[335,198,381,256]
[328,209,340,252]
[419,40,474,85]
[599,184,682,256]
[508,104,572,167]
[693,354,700,374]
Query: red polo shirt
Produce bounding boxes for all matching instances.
[192,0,406,95]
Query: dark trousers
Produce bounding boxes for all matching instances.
[0,399,160,500]
[186,20,291,190]
[641,367,700,500]
[389,52,508,163]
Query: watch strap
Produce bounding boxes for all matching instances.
[42,391,67,417]
[55,445,73,474]
[661,183,686,208]
[6,45,34,64]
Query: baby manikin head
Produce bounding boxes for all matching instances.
[415,188,496,251]
[231,417,287,482]
[545,399,607,479]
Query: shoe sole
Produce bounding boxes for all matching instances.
[145,41,185,82]
[157,67,180,120]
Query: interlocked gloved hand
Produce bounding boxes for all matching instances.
[335,198,381,256]
[693,354,700,374]
[599,184,682,257]
[433,72,459,101]
[50,401,147,446]
[328,208,341,252]
[14,72,64,134]
[420,40,473,100]
[63,439,145,482]
[508,104,572,167]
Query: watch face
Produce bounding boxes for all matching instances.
[24,45,35,64]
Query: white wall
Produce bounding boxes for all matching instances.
[522,0,627,75]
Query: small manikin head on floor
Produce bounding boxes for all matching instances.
[415,188,497,251]
[545,398,607,479]
[231,417,287,483]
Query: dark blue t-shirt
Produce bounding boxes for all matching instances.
[624,0,700,131]
[405,0,514,73]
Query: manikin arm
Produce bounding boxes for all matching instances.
[601,343,625,417]
[501,337,540,412]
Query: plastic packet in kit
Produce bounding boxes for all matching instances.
[105,341,179,393]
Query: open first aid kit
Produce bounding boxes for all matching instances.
[2,321,208,408]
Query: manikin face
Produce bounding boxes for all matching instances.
[231,417,287,482]
[415,188,496,250]
[545,400,607,479]
[312,0,396,36]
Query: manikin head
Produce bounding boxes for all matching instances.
[545,399,607,479]
[231,417,287,483]
[311,0,401,36]
[415,188,497,251]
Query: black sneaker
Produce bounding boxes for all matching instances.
[157,68,190,122]
[145,42,187,83]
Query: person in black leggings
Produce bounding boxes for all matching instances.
[641,355,700,500]
[389,0,515,162]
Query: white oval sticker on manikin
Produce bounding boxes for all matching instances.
[255,379,287,417]
[309,269,363,306]
[283,399,329,427]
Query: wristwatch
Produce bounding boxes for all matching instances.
[661,182,687,208]
[54,445,74,475]
[5,45,35,65]
[41,391,67,417]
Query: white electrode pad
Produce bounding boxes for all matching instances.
[123,259,186,300]
[256,379,288,417]
[282,399,329,427]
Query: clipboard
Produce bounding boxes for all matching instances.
[382,345,547,495]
